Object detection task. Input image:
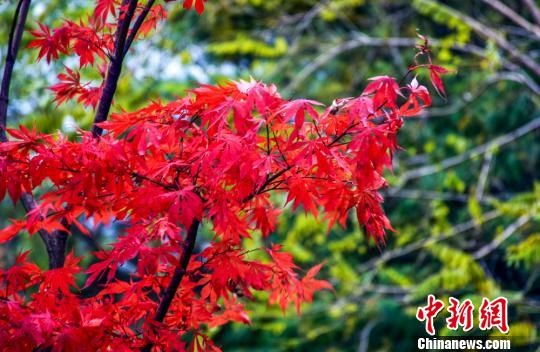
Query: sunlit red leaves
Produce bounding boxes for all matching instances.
[286,177,318,215]
[67,19,106,67]
[138,5,168,36]
[356,190,395,243]
[0,73,439,247]
[165,189,203,228]
[7,2,445,348]
[409,62,451,100]
[0,48,444,349]
[300,263,333,303]
[94,0,120,24]
[49,67,102,108]
[26,0,211,114]
[137,0,207,17]
[77,85,102,108]
[267,244,331,313]
[252,205,280,237]
[28,20,106,67]
[10,312,57,349]
[27,19,109,108]
[363,75,401,108]
[0,251,42,294]
[0,125,48,157]
[428,64,450,98]
[40,253,81,295]
[199,244,258,301]
[183,0,208,15]
[85,233,143,287]
[189,334,221,352]
[49,67,82,105]
[209,298,251,327]
[276,98,321,133]
[0,220,25,243]
[400,77,431,116]
[27,22,69,63]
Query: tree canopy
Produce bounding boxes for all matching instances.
[0,0,539,351]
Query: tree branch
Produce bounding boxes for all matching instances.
[473,214,531,259]
[123,0,156,56]
[382,188,494,204]
[0,1,70,270]
[20,0,140,270]
[416,72,540,119]
[48,0,154,268]
[44,0,161,270]
[480,0,540,38]
[141,219,200,352]
[357,320,378,352]
[399,116,540,183]
[91,0,139,137]
[475,150,494,201]
[0,0,31,142]
[357,210,500,273]
[436,0,540,78]
[20,194,69,269]
[522,0,540,26]
[283,34,488,95]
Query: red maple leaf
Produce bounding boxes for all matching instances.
[183,0,208,15]
[94,0,120,23]
[27,23,68,63]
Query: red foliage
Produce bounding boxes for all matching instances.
[0,1,446,350]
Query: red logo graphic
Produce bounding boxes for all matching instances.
[446,297,474,332]
[417,296,509,335]
[416,294,445,335]
[479,297,509,334]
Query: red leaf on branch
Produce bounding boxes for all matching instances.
[183,0,208,15]
[1,17,447,348]
[94,0,120,23]
[0,220,25,243]
[49,67,82,106]
[27,23,68,63]
[428,64,450,98]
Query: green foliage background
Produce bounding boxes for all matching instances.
[1,0,539,350]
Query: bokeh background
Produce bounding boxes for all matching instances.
[1,0,539,351]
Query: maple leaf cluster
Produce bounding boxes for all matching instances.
[27,0,170,108]
[0,1,447,350]
[0,74,439,350]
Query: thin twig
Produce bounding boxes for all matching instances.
[475,150,494,201]
[357,210,500,273]
[0,0,31,142]
[480,0,540,38]
[433,0,540,78]
[284,34,487,94]
[417,72,540,119]
[399,116,540,183]
[357,320,378,352]
[473,214,531,259]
